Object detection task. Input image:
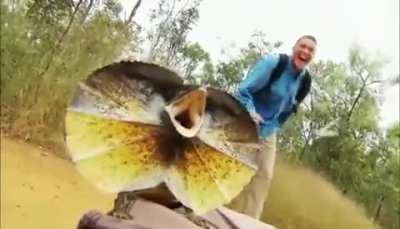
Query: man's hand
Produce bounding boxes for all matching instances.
[250,111,264,125]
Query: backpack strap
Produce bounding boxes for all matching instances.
[267,53,289,88]
[295,70,312,105]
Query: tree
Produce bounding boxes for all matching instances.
[145,0,201,67]
[180,42,210,82]
[1,0,138,151]
[195,31,282,91]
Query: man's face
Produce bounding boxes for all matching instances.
[292,38,316,71]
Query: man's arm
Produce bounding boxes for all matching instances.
[237,54,279,114]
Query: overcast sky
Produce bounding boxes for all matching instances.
[121,0,399,128]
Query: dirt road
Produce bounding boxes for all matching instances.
[1,138,114,229]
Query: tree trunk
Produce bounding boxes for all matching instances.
[346,81,366,121]
[298,140,309,160]
[373,196,384,223]
[33,0,83,103]
[55,0,83,48]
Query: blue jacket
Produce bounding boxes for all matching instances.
[236,54,306,139]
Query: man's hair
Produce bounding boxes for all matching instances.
[296,35,317,45]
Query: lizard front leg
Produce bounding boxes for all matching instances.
[107,191,138,220]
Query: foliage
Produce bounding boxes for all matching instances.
[1,0,138,153]
[146,0,201,67]
[187,31,282,92]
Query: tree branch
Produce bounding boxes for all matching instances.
[346,67,372,121]
[126,0,142,24]
[33,0,83,102]
[366,80,382,86]
[299,122,312,160]
[346,81,366,122]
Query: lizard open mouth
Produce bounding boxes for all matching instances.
[164,88,207,138]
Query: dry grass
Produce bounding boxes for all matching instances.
[261,161,379,229]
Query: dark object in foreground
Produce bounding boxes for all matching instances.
[77,198,275,229]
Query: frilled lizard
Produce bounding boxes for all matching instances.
[66,61,262,227]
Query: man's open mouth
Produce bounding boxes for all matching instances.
[298,55,309,62]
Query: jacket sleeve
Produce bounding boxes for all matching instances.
[237,54,279,113]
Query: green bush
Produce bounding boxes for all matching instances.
[1,2,137,154]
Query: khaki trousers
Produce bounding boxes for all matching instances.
[229,134,276,219]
